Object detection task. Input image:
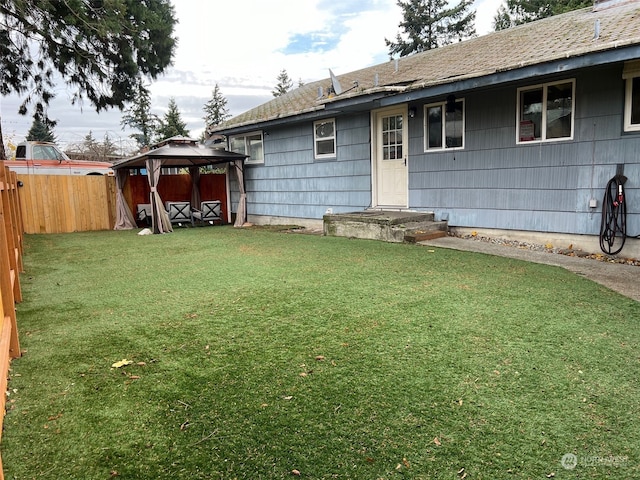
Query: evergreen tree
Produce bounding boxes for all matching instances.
[493,0,591,30]
[0,0,177,159]
[272,69,293,97]
[121,80,159,149]
[386,0,476,57]
[155,97,189,141]
[203,83,231,128]
[26,110,56,142]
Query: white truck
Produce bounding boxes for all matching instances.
[5,141,114,176]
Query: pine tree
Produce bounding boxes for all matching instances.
[272,69,293,97]
[493,0,591,30]
[203,83,231,128]
[26,111,56,142]
[155,98,189,141]
[386,0,476,57]
[121,80,158,148]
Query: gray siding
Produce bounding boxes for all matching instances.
[409,64,640,235]
[232,114,372,220]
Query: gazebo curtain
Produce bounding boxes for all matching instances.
[147,158,172,234]
[189,166,201,209]
[113,169,137,230]
[233,159,246,227]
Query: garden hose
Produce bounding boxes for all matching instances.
[599,174,630,255]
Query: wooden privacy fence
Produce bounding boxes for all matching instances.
[0,162,24,480]
[18,174,117,234]
[18,172,228,234]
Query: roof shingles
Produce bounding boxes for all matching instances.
[213,2,640,132]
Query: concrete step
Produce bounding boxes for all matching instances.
[325,210,434,226]
[323,211,447,243]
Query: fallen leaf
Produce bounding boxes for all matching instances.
[180,421,190,430]
[458,467,465,475]
[112,359,133,369]
[546,473,555,478]
[128,375,141,380]
[434,437,442,446]
[136,362,146,366]
[283,395,293,400]
[402,457,410,468]
[291,469,301,476]
[299,372,308,377]
[315,355,325,361]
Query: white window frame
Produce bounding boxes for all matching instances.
[229,131,264,165]
[313,118,336,159]
[624,75,640,132]
[516,79,575,144]
[423,98,465,152]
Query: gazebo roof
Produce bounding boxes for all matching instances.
[112,137,248,169]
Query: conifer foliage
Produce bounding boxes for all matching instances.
[386,0,476,57]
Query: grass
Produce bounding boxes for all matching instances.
[3,226,640,479]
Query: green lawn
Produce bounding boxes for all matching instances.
[3,227,639,479]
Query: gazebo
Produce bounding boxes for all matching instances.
[111,136,248,234]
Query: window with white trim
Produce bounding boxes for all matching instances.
[230,132,264,164]
[623,60,640,132]
[314,118,336,159]
[424,98,464,151]
[517,80,575,143]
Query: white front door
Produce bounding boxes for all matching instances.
[373,106,408,208]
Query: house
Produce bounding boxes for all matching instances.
[212,0,640,256]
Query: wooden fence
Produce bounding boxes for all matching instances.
[18,172,228,233]
[18,174,117,234]
[0,162,24,480]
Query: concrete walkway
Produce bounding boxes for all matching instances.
[419,236,640,303]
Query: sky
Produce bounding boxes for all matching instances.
[0,0,502,153]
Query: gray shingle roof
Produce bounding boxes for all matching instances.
[212,1,640,132]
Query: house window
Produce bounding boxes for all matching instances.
[314,118,336,159]
[230,132,264,164]
[517,80,574,143]
[424,98,464,151]
[623,61,640,131]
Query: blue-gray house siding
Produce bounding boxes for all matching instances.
[231,113,373,220]
[407,64,640,236]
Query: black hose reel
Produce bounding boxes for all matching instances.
[599,173,630,255]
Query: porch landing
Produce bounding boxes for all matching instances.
[323,210,448,243]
